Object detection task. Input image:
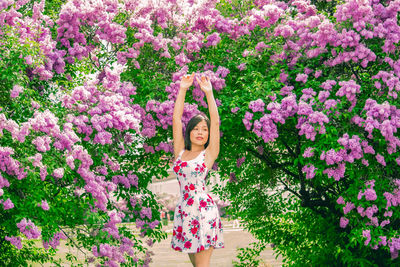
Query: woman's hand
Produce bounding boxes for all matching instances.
[180,73,195,90]
[196,75,212,93]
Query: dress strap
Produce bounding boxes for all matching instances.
[178,149,185,157]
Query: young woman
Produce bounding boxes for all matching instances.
[171,73,224,267]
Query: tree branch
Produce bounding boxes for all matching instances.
[59,227,87,256]
[246,145,299,179]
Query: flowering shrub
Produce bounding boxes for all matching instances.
[211,0,400,265]
[2,0,400,266]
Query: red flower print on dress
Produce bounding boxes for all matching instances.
[173,165,180,172]
[189,184,195,190]
[187,198,194,206]
[176,232,183,241]
[184,193,189,200]
[172,244,182,251]
[181,162,187,167]
[199,165,205,172]
[191,227,198,235]
[184,241,192,249]
[177,226,183,233]
[200,200,207,208]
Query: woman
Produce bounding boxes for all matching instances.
[171,73,224,267]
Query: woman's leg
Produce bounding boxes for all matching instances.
[194,246,214,267]
[188,253,195,266]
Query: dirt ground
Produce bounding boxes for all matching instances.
[149,221,283,267]
[30,219,282,267]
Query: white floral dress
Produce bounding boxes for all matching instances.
[171,149,224,253]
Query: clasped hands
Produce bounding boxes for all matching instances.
[180,73,212,93]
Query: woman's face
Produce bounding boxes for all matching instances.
[190,120,209,147]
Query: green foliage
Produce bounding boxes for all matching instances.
[233,241,266,267]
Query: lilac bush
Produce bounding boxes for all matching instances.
[2,0,400,265]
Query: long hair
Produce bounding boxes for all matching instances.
[184,114,210,151]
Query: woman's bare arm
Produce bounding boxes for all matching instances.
[173,74,194,160]
[196,76,220,166]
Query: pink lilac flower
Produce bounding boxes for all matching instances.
[3,198,14,210]
[136,218,145,230]
[40,166,47,181]
[336,80,360,111]
[363,229,371,246]
[53,168,64,179]
[357,206,365,216]
[343,202,355,214]
[379,236,387,247]
[0,174,10,189]
[216,66,230,78]
[274,24,294,38]
[149,220,159,229]
[236,157,246,168]
[365,189,377,201]
[10,85,24,98]
[340,217,349,228]
[175,52,191,67]
[43,232,67,250]
[17,218,41,239]
[39,200,49,210]
[279,70,288,83]
[130,197,137,208]
[206,32,221,47]
[31,101,40,109]
[242,50,251,57]
[255,41,268,52]
[302,164,317,179]
[249,99,265,113]
[318,90,330,103]
[229,172,237,183]
[365,205,378,219]
[32,136,52,152]
[242,112,253,130]
[303,147,315,158]
[323,163,346,181]
[140,207,152,220]
[295,73,308,84]
[385,211,393,217]
[143,143,155,154]
[376,154,386,166]
[5,236,22,249]
[25,55,33,65]
[156,142,173,153]
[28,153,43,167]
[237,63,246,71]
[337,196,345,205]
[320,80,337,91]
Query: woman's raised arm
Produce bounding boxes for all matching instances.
[173,73,194,160]
[196,76,220,162]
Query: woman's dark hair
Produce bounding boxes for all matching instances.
[184,114,210,151]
